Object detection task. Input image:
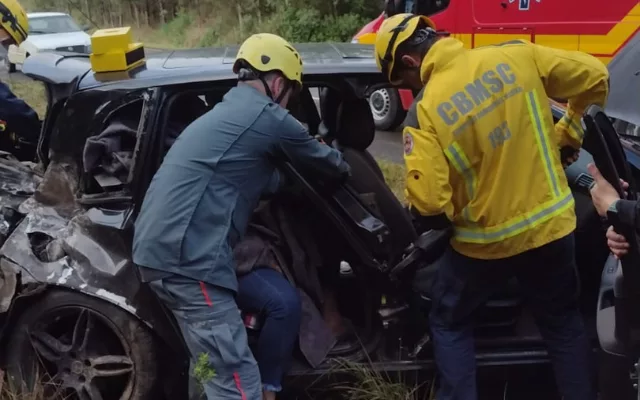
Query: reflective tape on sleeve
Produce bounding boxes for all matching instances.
[561,114,585,140]
[444,142,477,221]
[526,90,561,198]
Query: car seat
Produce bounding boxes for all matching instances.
[320,87,417,261]
[320,87,384,181]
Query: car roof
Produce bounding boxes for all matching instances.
[22,42,383,91]
[27,12,70,18]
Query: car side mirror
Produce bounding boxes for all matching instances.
[82,25,91,32]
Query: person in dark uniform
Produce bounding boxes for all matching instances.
[0,0,40,161]
[133,33,350,400]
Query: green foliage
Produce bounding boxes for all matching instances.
[24,0,382,47]
[198,27,220,48]
[277,8,370,43]
[193,352,216,387]
[160,10,193,46]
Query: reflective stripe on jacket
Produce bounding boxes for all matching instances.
[403,38,609,259]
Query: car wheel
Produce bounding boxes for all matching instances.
[368,88,406,131]
[5,289,159,399]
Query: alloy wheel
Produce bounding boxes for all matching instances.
[26,307,135,400]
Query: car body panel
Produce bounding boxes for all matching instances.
[20,52,92,85]
[603,28,640,128]
[23,43,383,92]
[0,84,186,355]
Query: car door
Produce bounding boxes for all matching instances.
[584,106,640,400]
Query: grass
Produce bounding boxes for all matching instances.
[329,359,435,400]
[133,26,181,49]
[378,159,406,203]
[0,384,46,400]
[4,78,47,119]
[0,368,64,400]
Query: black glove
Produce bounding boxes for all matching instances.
[560,146,580,168]
[409,206,451,233]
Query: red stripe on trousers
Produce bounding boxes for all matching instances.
[199,281,213,307]
[233,372,248,400]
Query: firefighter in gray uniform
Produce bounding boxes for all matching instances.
[132,33,350,400]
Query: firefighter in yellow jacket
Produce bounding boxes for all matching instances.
[375,13,608,400]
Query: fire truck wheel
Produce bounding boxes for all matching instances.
[368,88,406,132]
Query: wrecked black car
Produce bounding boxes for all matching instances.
[0,39,636,399]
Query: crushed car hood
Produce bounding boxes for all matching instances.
[0,152,181,351]
[605,31,640,127]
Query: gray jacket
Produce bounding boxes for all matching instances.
[133,84,349,292]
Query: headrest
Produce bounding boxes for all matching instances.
[319,87,341,134]
[299,87,321,135]
[335,97,376,151]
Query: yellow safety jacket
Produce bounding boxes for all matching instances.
[403,38,609,259]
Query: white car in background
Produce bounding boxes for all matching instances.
[6,12,91,72]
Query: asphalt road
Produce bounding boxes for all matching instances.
[0,62,405,164]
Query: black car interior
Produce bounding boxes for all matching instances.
[80,100,143,199]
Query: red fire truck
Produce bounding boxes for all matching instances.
[353,0,640,131]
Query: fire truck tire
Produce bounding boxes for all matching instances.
[368,88,406,132]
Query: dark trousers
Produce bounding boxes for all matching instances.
[429,233,596,400]
[237,267,302,393]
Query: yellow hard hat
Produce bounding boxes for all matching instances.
[375,13,436,83]
[233,33,303,85]
[0,0,28,45]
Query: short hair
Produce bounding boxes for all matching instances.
[262,70,285,83]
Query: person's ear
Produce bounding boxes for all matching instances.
[401,54,420,68]
[269,76,284,98]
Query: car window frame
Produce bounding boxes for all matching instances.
[78,96,146,204]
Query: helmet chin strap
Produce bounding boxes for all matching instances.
[259,76,289,104]
[238,67,289,104]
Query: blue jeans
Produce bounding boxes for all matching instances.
[429,233,596,400]
[237,267,302,393]
[149,275,262,400]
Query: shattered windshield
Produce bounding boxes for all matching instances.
[28,15,82,35]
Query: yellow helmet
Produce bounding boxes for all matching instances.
[375,13,436,83]
[233,33,303,85]
[0,0,28,45]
